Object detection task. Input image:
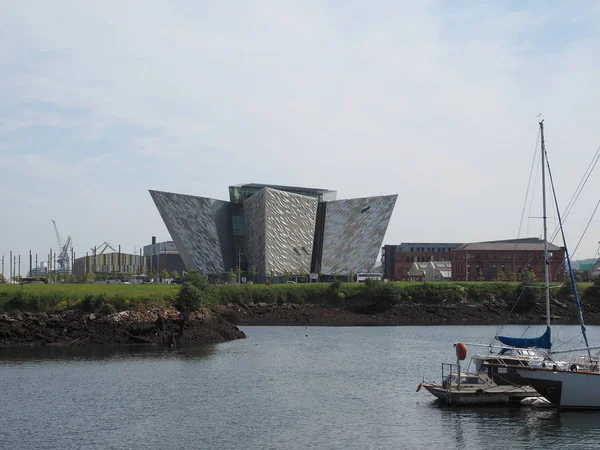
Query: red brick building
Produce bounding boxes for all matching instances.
[450,238,565,282]
[389,242,462,281]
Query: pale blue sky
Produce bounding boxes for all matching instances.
[2,1,600,271]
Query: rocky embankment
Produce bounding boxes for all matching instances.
[218,296,600,326]
[0,308,246,347]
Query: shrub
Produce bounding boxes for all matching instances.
[514,273,541,313]
[4,291,27,312]
[173,273,215,331]
[584,277,600,303]
[98,302,117,315]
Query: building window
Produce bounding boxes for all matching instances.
[410,247,414,252]
[406,256,410,263]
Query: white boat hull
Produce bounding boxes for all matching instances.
[515,367,600,409]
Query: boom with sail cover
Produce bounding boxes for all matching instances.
[497,326,551,350]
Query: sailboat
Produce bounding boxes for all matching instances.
[418,120,570,405]
[506,121,600,409]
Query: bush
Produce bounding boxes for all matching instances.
[173,273,215,329]
[514,274,541,313]
[80,294,103,312]
[4,291,27,312]
[98,302,117,315]
[584,277,600,302]
[366,282,400,308]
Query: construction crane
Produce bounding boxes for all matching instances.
[51,219,73,273]
[91,241,117,255]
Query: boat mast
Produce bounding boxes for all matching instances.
[540,120,551,329]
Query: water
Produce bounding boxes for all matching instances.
[2,325,600,449]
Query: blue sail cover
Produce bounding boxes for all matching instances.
[498,326,551,350]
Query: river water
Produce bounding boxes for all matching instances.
[2,325,600,449]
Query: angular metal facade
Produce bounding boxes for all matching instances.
[149,190,234,274]
[244,188,318,277]
[320,195,398,275]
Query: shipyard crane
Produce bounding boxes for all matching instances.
[51,219,73,272]
[91,241,117,255]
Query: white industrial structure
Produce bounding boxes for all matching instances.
[51,219,73,273]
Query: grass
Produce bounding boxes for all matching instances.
[0,284,177,314]
[0,280,597,313]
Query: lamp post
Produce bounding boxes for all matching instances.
[238,248,243,284]
[465,253,472,282]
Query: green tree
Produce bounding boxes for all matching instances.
[173,271,214,334]
[0,273,6,283]
[170,270,180,280]
[160,269,169,283]
[227,269,237,283]
[496,271,508,282]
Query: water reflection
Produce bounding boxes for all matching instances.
[0,343,218,363]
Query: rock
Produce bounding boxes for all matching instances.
[257,302,268,308]
[89,313,97,321]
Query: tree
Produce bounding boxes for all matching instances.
[0,273,6,283]
[496,271,508,282]
[170,270,179,280]
[173,271,214,335]
[227,269,236,283]
[248,266,257,283]
[160,269,169,283]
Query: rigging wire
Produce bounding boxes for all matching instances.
[549,146,600,244]
[544,143,591,353]
[526,151,542,238]
[571,198,600,259]
[518,129,541,239]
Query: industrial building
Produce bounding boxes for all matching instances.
[72,252,146,275]
[150,183,397,281]
[143,238,186,275]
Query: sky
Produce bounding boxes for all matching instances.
[2,0,600,274]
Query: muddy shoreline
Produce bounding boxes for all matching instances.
[0,309,246,347]
[3,297,600,347]
[220,298,600,327]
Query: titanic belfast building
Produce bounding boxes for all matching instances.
[150,184,397,279]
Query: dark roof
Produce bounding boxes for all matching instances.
[233,183,335,194]
[454,240,562,252]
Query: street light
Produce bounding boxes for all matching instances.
[465,253,472,282]
[238,248,243,284]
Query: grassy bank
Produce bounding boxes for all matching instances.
[1,281,597,314]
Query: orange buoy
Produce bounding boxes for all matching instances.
[456,342,467,361]
[416,382,424,392]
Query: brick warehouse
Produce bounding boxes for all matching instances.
[383,242,462,281]
[450,238,565,282]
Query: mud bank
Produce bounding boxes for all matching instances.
[219,298,600,326]
[0,309,246,347]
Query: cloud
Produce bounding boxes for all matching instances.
[1,0,600,264]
